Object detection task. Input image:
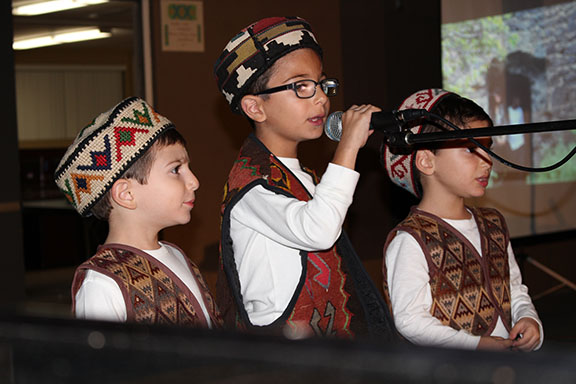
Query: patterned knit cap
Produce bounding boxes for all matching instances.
[54,97,175,217]
[382,88,452,197]
[214,16,323,114]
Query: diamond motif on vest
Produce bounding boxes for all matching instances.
[432,302,450,322]
[478,291,494,312]
[176,299,197,323]
[429,248,443,269]
[462,289,478,309]
[132,290,151,310]
[79,247,211,327]
[502,286,511,305]
[439,295,456,315]
[125,265,149,285]
[443,253,463,290]
[446,240,464,262]
[453,296,474,320]
[472,314,489,334]
[461,266,481,287]
[435,273,455,297]
[393,208,513,336]
[154,279,169,298]
[156,309,175,324]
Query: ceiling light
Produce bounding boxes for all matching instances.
[13,0,109,16]
[13,27,111,50]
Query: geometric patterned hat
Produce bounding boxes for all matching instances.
[214,16,322,114]
[54,97,175,216]
[382,88,452,197]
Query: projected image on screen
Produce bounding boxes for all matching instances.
[442,0,576,237]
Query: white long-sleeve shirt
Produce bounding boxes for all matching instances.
[75,242,212,327]
[385,214,543,350]
[230,158,359,326]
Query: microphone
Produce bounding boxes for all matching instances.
[324,109,429,141]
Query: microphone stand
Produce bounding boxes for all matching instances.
[386,118,576,147]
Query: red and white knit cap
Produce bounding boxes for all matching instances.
[382,89,451,197]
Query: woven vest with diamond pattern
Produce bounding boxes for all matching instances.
[383,207,512,336]
[72,243,222,327]
[218,134,395,339]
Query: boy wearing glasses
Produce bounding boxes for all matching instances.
[214,16,396,340]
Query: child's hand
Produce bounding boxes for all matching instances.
[338,104,380,149]
[477,336,514,351]
[509,317,541,352]
[332,104,380,169]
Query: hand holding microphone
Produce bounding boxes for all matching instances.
[324,108,429,142]
[330,104,381,170]
[337,104,381,146]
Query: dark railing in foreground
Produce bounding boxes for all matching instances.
[0,312,575,384]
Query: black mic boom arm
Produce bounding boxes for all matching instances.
[387,118,576,147]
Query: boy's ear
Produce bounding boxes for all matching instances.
[240,95,266,122]
[109,179,137,210]
[414,150,435,176]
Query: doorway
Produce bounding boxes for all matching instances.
[12,0,144,318]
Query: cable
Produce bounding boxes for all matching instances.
[425,112,576,173]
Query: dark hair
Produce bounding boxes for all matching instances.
[90,129,187,220]
[238,61,277,127]
[422,93,493,134]
[412,93,493,196]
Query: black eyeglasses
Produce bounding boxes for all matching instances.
[254,78,339,99]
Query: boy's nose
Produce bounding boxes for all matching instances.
[188,172,200,191]
[477,147,493,167]
[314,85,329,105]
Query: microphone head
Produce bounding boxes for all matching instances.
[324,111,343,141]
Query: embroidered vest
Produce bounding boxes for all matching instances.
[72,242,222,328]
[218,134,395,339]
[383,207,512,336]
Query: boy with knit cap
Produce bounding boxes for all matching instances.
[382,89,543,350]
[55,97,221,327]
[214,16,396,340]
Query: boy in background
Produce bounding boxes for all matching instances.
[214,16,395,339]
[55,97,221,327]
[382,89,543,350]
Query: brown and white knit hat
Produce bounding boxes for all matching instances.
[54,97,175,216]
[382,88,452,197]
[214,16,323,113]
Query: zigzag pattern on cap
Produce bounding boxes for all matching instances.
[54,97,174,217]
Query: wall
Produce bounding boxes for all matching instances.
[339,0,443,286]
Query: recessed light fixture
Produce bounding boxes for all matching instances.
[13,0,109,16]
[13,27,111,50]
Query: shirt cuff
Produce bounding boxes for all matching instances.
[324,162,360,192]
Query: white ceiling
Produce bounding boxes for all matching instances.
[12,0,137,51]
